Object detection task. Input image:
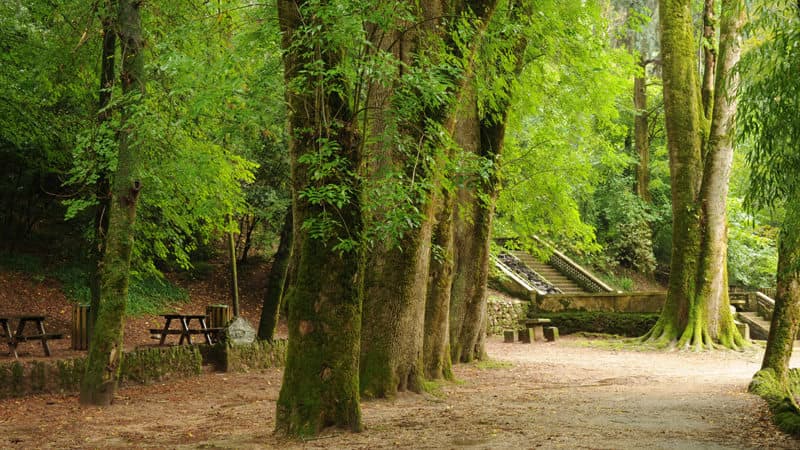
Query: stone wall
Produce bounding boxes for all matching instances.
[532,291,666,313]
[0,339,288,399]
[486,296,529,335]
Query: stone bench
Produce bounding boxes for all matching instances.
[518,318,552,343]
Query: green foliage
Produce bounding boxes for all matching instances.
[588,175,657,274]
[494,0,635,255]
[739,1,800,209]
[727,198,778,288]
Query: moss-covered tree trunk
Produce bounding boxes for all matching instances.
[762,201,800,387]
[645,0,745,349]
[257,207,292,341]
[274,0,363,436]
[449,3,526,363]
[423,187,455,380]
[448,73,486,363]
[89,0,118,331]
[80,0,144,406]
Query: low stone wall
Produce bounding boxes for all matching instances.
[0,345,202,399]
[532,291,666,313]
[486,296,529,335]
[224,339,287,373]
[0,339,288,399]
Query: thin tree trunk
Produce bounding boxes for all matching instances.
[634,57,651,202]
[89,0,117,331]
[258,207,292,341]
[423,187,455,380]
[80,0,144,406]
[701,0,717,116]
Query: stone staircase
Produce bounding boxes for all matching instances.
[509,251,590,294]
[735,291,779,340]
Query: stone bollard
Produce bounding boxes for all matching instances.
[544,326,559,342]
[518,328,534,344]
[503,330,517,343]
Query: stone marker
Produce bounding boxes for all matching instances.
[225,316,256,345]
[503,330,517,343]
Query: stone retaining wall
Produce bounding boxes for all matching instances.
[486,297,529,335]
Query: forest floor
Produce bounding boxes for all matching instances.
[0,336,798,448]
[1,260,798,448]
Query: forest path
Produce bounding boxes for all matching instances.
[1,336,797,449]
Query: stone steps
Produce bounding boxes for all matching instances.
[738,311,771,340]
[510,251,591,294]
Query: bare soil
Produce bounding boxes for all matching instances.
[0,264,797,448]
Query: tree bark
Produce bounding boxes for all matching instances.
[423,187,455,380]
[274,0,363,436]
[645,0,745,349]
[449,1,526,363]
[761,199,800,386]
[257,207,292,341]
[89,0,118,332]
[701,0,717,116]
[80,0,144,406]
[634,57,651,202]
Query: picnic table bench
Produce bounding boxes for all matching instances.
[0,315,64,358]
[150,314,223,346]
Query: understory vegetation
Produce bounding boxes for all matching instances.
[2,0,799,439]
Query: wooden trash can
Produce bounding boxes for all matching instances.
[72,304,93,350]
[206,304,232,329]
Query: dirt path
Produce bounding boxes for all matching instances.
[1,336,797,449]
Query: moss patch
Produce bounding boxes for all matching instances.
[749,368,800,435]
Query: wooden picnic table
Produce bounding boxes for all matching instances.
[150,314,222,346]
[0,315,64,358]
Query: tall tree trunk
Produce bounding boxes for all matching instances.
[634,57,651,202]
[80,0,144,406]
[274,0,363,436]
[449,2,526,363]
[359,2,440,398]
[448,106,490,363]
[257,207,292,341]
[645,0,745,349]
[423,187,455,380]
[89,0,118,331]
[761,200,800,387]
